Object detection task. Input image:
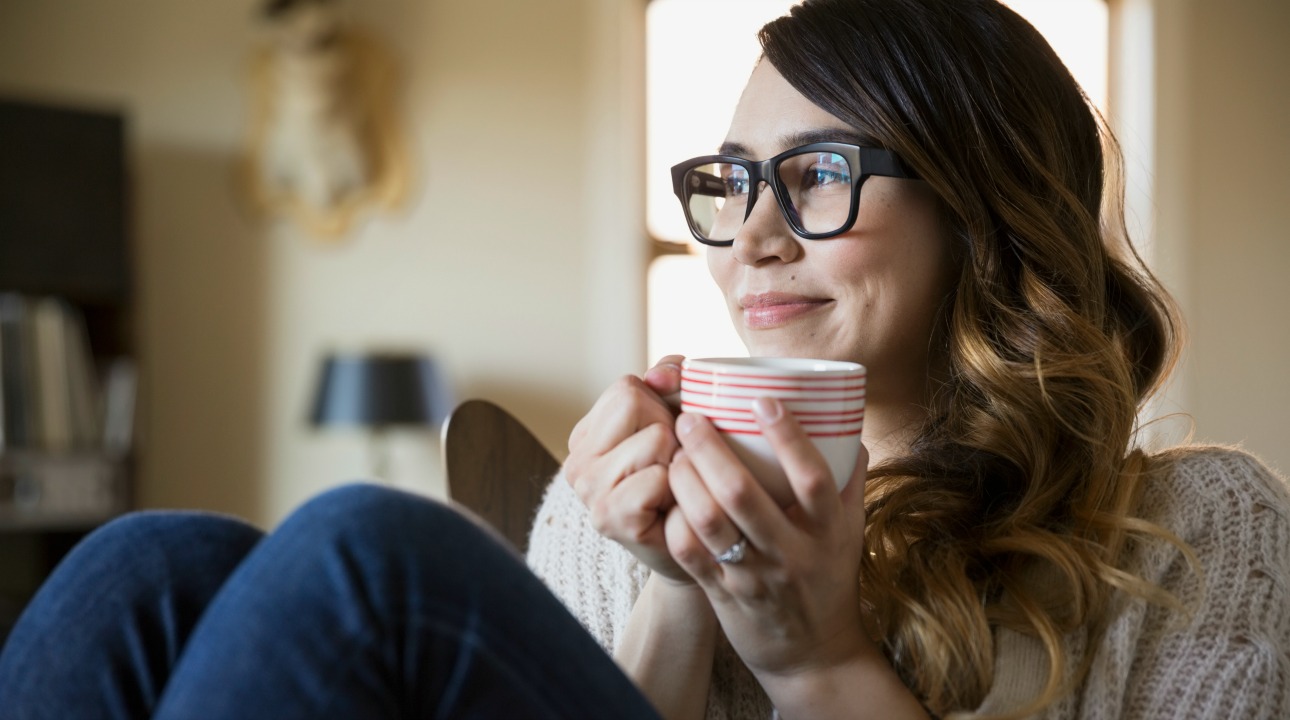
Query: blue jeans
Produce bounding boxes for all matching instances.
[0,484,661,720]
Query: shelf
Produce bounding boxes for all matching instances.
[0,451,129,532]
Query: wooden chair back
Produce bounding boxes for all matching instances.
[441,399,560,553]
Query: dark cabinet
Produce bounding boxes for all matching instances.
[0,98,135,645]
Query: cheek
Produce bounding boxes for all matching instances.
[820,224,951,331]
[815,242,875,300]
[705,248,733,296]
[868,184,956,302]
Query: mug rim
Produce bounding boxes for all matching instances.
[683,356,865,377]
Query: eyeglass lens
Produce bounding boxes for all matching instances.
[683,150,853,242]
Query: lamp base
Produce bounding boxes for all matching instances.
[369,430,391,482]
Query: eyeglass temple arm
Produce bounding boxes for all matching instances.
[860,147,919,180]
[686,170,728,198]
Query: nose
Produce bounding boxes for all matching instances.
[730,181,802,266]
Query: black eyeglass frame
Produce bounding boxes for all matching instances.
[670,142,918,247]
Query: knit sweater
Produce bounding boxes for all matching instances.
[525,446,1290,718]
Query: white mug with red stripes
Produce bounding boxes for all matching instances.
[679,357,866,507]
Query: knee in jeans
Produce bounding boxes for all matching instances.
[83,511,260,565]
[43,511,261,605]
[285,483,481,553]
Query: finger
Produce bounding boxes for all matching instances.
[752,397,842,525]
[571,375,675,455]
[568,423,678,506]
[589,463,673,544]
[663,501,724,590]
[569,376,647,451]
[668,449,743,560]
[568,380,624,451]
[673,412,786,551]
[643,355,685,408]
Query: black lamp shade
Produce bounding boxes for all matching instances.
[310,353,450,429]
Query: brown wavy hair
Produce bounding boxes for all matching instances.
[760,0,1191,715]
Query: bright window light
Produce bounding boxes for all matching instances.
[1001,0,1108,111]
[646,0,797,245]
[646,0,1108,364]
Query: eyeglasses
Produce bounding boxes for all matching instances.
[670,142,917,246]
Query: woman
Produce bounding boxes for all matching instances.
[539,0,1289,717]
[1,1,1285,718]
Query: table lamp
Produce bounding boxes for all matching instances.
[309,352,451,481]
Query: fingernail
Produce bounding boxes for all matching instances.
[752,396,782,422]
[644,363,680,384]
[676,412,698,436]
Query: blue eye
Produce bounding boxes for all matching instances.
[809,169,847,187]
[723,169,750,197]
[805,153,851,191]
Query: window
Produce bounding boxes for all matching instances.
[645,0,1109,364]
[646,0,796,363]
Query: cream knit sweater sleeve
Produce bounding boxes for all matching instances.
[525,471,775,720]
[980,447,1290,718]
[525,449,1290,719]
[1084,447,1290,718]
[524,471,652,654]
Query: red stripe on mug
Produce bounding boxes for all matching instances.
[682,367,864,384]
[713,426,864,438]
[680,376,866,393]
[681,402,864,423]
[681,390,866,403]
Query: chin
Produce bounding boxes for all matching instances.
[743,337,826,361]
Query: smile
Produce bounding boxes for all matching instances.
[739,292,833,329]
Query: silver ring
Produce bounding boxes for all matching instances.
[713,537,748,565]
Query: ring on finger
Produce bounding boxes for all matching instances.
[713,536,748,565]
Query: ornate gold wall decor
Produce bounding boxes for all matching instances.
[242,0,410,240]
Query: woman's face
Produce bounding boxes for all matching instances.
[707,61,956,404]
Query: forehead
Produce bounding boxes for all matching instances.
[724,61,861,158]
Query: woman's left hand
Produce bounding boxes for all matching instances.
[664,396,875,679]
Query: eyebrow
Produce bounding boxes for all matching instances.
[718,127,878,158]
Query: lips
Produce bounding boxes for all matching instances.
[739,292,832,329]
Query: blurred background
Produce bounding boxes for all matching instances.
[0,0,1285,540]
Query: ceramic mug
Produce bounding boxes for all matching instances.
[679,357,866,506]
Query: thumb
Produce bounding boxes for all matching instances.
[643,354,685,400]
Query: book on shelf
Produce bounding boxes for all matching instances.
[65,307,104,450]
[102,357,136,457]
[0,293,131,456]
[0,293,32,449]
[33,297,72,452]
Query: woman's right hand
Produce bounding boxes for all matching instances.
[565,354,691,583]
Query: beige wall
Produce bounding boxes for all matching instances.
[0,0,645,525]
[1149,0,1290,474]
[0,0,1285,526]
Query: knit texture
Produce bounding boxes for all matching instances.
[525,475,772,719]
[526,447,1290,719]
